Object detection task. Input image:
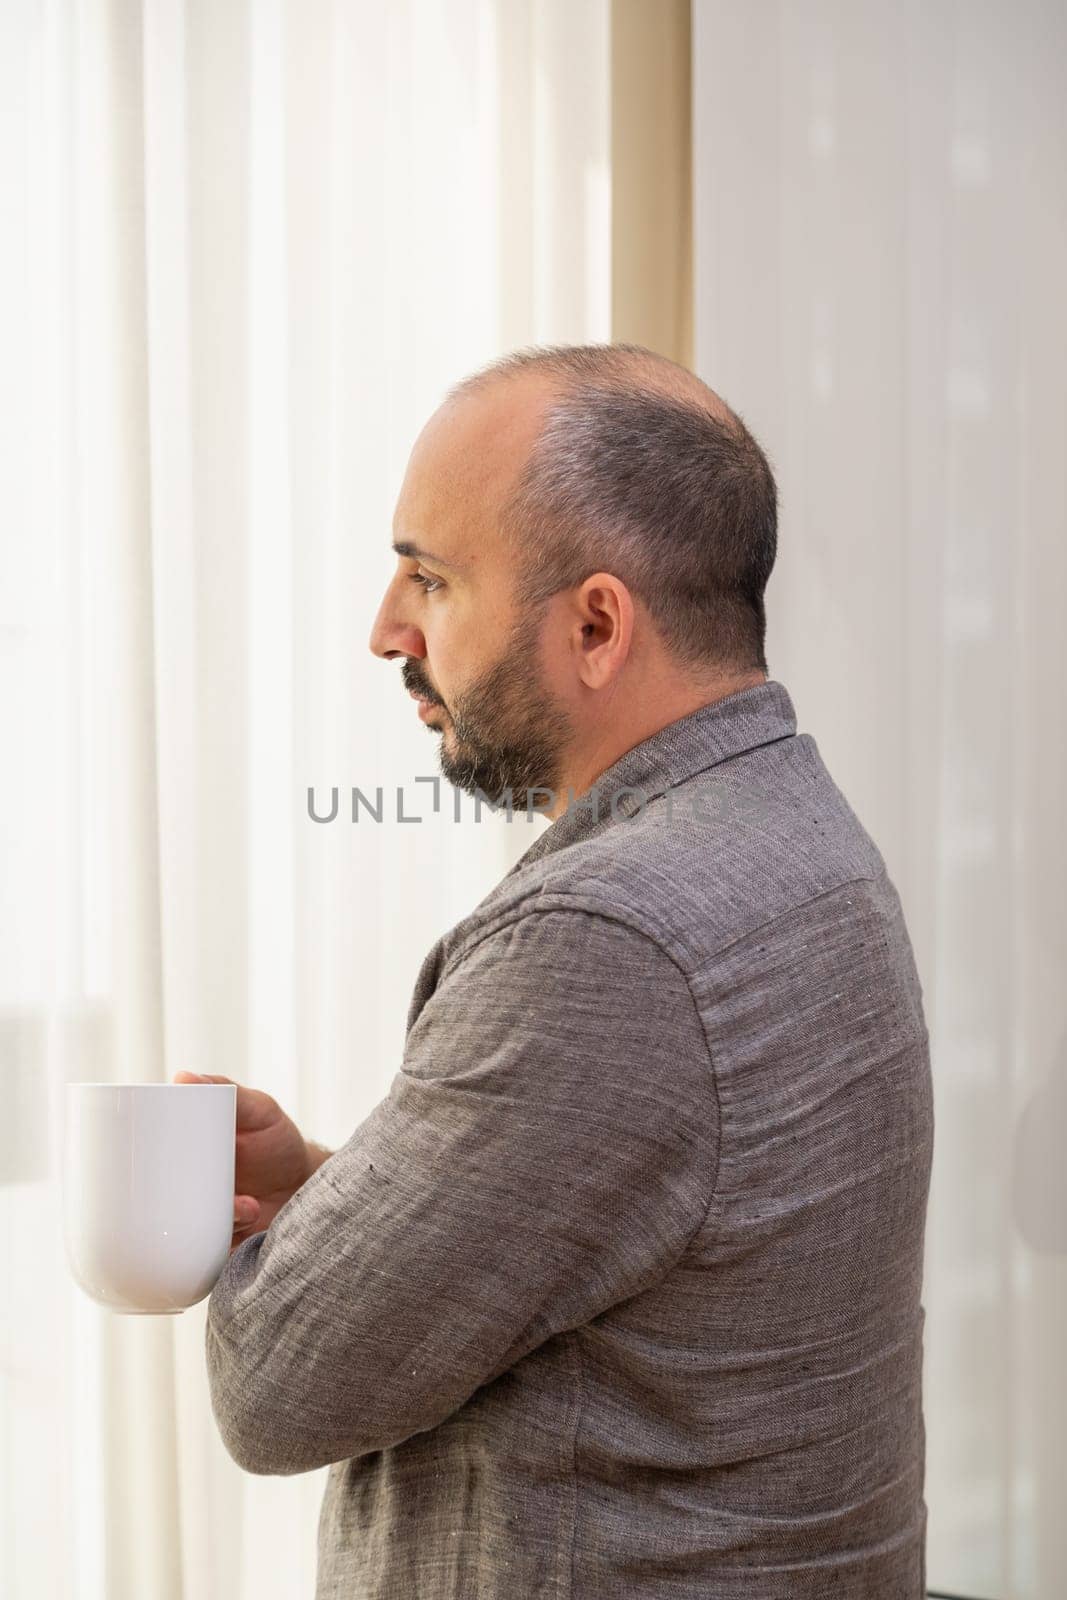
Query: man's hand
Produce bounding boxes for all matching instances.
[173,1072,318,1255]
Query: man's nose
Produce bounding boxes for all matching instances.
[368,590,426,661]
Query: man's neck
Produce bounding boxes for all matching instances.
[543,671,768,820]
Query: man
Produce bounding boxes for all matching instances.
[190,343,934,1598]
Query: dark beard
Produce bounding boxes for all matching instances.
[418,610,574,815]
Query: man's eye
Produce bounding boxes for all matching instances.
[409,571,444,595]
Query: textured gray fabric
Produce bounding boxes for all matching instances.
[206,679,934,1598]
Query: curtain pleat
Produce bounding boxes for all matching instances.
[3,2,613,1595]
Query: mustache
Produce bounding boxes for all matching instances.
[402,668,442,705]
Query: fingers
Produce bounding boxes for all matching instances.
[234,1195,260,1227]
[173,1072,279,1135]
[230,1196,263,1257]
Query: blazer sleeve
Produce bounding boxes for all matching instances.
[204,906,717,1475]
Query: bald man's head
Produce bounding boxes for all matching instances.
[445,342,778,676]
[448,341,733,421]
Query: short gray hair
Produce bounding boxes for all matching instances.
[449,343,778,676]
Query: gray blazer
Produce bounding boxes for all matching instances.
[207,679,934,1598]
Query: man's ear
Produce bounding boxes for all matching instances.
[575,572,633,684]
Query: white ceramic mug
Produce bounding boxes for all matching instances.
[63,1083,236,1314]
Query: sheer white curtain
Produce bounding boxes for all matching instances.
[693,3,1067,1597]
[0,1,610,1594]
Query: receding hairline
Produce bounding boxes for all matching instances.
[445,342,741,435]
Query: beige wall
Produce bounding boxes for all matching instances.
[611,0,693,367]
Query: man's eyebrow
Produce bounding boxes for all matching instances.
[391,540,467,573]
